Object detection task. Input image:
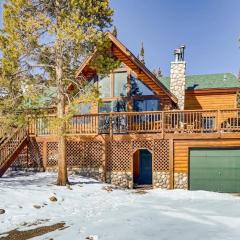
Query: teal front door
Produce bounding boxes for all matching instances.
[138,150,152,185]
[190,148,240,192]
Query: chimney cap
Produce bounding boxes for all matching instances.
[174,44,186,62]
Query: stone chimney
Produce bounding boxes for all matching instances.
[170,45,186,110]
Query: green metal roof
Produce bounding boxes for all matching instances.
[158,73,240,91]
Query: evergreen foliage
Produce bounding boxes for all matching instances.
[112,26,118,37]
[0,0,119,185]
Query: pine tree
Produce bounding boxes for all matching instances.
[112,26,118,38]
[139,42,145,65]
[0,0,119,185]
[157,67,162,78]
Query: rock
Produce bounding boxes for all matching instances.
[102,186,113,192]
[86,236,98,240]
[49,196,58,202]
[0,209,5,214]
[66,184,73,190]
[33,205,41,209]
[135,189,147,195]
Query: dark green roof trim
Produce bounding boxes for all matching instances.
[158,73,240,91]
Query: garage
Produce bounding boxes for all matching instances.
[189,148,240,192]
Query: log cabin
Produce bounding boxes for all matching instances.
[1,32,240,192]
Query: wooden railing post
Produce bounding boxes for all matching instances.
[217,110,221,133]
[101,136,107,183]
[109,112,113,138]
[162,111,165,139]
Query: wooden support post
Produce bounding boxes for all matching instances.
[101,136,107,183]
[161,111,165,139]
[169,139,174,189]
[27,143,29,168]
[42,141,48,170]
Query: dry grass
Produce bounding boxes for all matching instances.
[0,222,66,240]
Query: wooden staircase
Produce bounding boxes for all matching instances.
[0,127,29,177]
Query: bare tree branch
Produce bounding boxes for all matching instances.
[27,62,55,69]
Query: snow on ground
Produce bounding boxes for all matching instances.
[1,172,240,240]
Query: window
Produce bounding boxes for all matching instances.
[72,103,91,125]
[113,100,127,112]
[99,100,127,113]
[114,72,128,97]
[99,101,112,113]
[99,75,111,98]
[133,99,160,112]
[131,76,154,96]
[237,91,240,108]
[146,99,160,111]
[78,103,91,114]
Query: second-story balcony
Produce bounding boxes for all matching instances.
[27,109,240,139]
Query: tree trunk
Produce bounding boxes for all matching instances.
[55,1,69,185]
[56,56,69,185]
[56,88,69,185]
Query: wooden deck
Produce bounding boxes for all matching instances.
[28,109,240,139]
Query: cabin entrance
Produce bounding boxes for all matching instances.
[133,149,152,186]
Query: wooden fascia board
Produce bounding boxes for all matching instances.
[107,33,177,103]
[75,50,97,78]
[186,88,240,95]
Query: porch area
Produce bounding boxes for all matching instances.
[28,108,240,138]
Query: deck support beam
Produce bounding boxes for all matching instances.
[169,139,174,189]
[42,141,48,170]
[101,136,108,183]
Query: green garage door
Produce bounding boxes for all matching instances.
[190,148,240,192]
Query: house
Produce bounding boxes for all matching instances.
[1,32,240,192]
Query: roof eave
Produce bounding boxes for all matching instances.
[186,87,240,94]
[75,32,178,104]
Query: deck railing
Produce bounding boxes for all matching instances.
[28,109,240,136]
[219,109,240,132]
[164,110,219,133]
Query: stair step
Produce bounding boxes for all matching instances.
[0,127,29,177]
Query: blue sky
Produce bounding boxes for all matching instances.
[110,0,240,76]
[1,0,239,76]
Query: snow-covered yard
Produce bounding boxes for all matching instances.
[1,172,240,240]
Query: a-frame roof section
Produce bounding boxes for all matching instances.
[75,32,177,103]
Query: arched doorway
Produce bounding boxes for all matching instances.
[133,149,152,186]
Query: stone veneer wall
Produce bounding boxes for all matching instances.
[153,171,170,189]
[70,167,104,182]
[170,61,186,110]
[46,167,104,182]
[106,171,133,188]
[174,172,188,189]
